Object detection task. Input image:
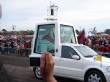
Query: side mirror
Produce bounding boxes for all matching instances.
[72,55,80,60]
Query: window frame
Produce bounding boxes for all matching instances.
[61,46,79,59]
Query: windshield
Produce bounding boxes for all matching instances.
[74,45,97,57]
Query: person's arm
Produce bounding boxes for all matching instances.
[40,52,57,82]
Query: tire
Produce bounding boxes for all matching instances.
[33,66,42,79]
[84,70,106,82]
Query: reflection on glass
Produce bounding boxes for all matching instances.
[74,45,97,57]
[60,24,76,43]
[34,24,55,54]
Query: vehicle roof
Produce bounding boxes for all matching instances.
[36,21,74,26]
[61,43,84,47]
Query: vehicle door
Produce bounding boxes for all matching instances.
[57,46,84,78]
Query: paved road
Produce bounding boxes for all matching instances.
[4,64,82,82]
[4,64,38,82]
[0,55,82,82]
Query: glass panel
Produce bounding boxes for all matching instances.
[61,46,78,59]
[74,45,97,57]
[34,24,55,54]
[60,24,76,43]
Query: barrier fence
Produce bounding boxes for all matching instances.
[0,47,110,58]
[0,47,31,56]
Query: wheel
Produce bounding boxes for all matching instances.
[33,66,42,79]
[84,70,106,82]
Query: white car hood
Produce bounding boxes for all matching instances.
[94,55,110,66]
[102,56,110,64]
[85,55,110,65]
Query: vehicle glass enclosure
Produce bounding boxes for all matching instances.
[60,24,76,43]
[34,24,55,54]
[74,46,97,57]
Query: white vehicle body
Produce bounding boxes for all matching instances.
[29,22,110,82]
[54,44,110,82]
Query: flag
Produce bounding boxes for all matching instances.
[78,29,86,44]
[96,55,102,61]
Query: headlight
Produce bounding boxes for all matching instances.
[106,66,110,72]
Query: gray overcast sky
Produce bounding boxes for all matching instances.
[0,0,110,32]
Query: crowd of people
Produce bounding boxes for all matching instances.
[77,30,110,53]
[0,39,31,56]
[89,36,110,53]
[0,29,110,56]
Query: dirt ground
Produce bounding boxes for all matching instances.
[3,64,39,82]
[0,55,29,67]
[0,55,40,82]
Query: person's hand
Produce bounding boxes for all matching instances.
[40,52,57,82]
[40,52,54,78]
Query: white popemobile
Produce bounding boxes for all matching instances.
[29,4,110,82]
